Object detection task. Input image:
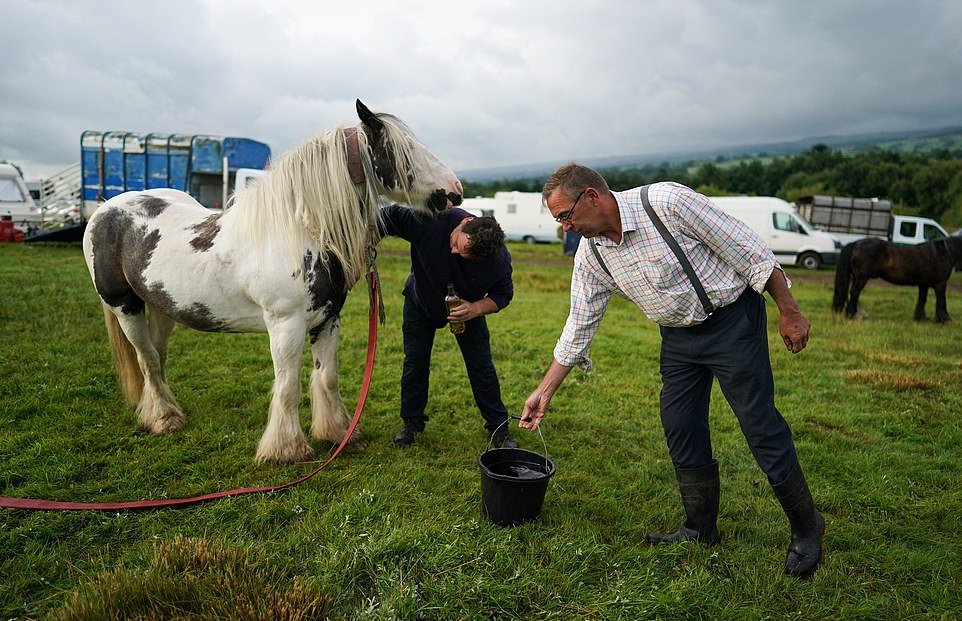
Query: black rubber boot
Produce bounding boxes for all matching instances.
[646,460,721,546]
[771,461,825,578]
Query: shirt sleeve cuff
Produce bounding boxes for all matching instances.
[553,347,593,372]
[748,260,785,294]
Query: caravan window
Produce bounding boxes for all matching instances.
[506,202,517,214]
[0,178,26,202]
[773,212,806,235]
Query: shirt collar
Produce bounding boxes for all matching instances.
[592,190,640,247]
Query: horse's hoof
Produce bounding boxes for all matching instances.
[141,409,185,435]
[344,430,368,451]
[255,439,316,465]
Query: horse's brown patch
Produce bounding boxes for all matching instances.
[90,209,154,315]
[190,213,223,252]
[137,195,170,218]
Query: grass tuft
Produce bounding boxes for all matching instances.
[49,536,330,620]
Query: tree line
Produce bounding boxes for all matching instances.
[463,145,962,230]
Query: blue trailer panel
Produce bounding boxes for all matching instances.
[81,130,270,212]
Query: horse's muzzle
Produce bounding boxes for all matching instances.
[428,189,462,212]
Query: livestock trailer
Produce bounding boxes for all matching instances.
[80,131,271,218]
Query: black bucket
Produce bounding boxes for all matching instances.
[478,447,555,526]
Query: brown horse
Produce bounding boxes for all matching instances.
[832,236,962,322]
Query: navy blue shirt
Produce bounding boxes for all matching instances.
[380,205,514,327]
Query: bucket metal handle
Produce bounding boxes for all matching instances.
[488,416,550,472]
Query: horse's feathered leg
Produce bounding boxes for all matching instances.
[914,286,929,321]
[309,319,366,448]
[148,310,176,369]
[933,282,951,323]
[257,316,315,464]
[109,305,185,434]
[847,276,869,319]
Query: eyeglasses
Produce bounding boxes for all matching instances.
[554,189,585,223]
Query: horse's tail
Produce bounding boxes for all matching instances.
[102,303,144,405]
[832,242,854,313]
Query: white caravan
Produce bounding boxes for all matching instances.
[461,191,560,243]
[709,196,841,270]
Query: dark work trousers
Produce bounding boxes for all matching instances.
[400,295,510,432]
[658,288,798,485]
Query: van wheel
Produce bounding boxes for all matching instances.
[798,252,821,270]
[523,236,536,244]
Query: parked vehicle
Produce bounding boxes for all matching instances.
[81,130,272,218]
[0,163,41,232]
[462,191,561,243]
[709,196,841,269]
[21,131,272,244]
[795,195,948,246]
[459,196,495,219]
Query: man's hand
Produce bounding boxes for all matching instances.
[780,309,810,353]
[520,389,550,430]
[518,360,573,430]
[764,268,810,354]
[446,300,481,323]
[446,298,498,323]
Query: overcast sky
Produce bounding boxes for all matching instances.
[2,0,961,180]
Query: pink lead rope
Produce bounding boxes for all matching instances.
[0,269,381,512]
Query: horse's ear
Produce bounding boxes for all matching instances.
[356,99,384,135]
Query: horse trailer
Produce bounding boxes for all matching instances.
[795,195,949,246]
[81,131,272,219]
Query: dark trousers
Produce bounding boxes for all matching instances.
[400,296,509,432]
[659,289,798,484]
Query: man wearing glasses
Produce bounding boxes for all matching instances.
[519,163,824,578]
[380,204,518,449]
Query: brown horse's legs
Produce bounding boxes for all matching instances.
[846,277,869,318]
[914,286,929,321]
[933,282,951,323]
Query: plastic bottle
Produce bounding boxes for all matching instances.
[445,283,466,334]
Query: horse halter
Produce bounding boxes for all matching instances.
[344,127,366,185]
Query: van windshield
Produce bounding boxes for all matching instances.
[0,178,26,202]
[773,212,807,235]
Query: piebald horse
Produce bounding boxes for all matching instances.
[82,100,463,463]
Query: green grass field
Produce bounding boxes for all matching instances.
[1,239,961,619]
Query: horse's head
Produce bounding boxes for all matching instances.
[355,99,463,213]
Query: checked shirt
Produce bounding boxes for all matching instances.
[554,182,783,371]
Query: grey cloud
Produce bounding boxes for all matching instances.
[2,0,960,180]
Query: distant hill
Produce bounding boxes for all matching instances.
[457,126,962,183]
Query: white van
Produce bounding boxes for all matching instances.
[0,163,41,231]
[709,196,841,269]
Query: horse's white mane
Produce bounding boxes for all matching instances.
[229,114,424,285]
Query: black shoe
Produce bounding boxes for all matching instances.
[490,428,518,449]
[393,422,422,447]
